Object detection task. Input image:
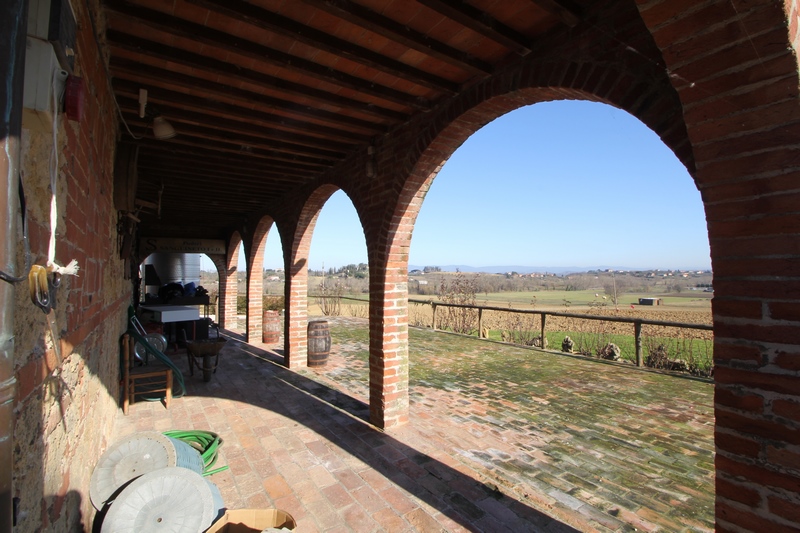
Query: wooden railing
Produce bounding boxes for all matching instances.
[310,295,713,368]
[409,299,712,368]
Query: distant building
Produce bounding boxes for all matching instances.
[638,298,662,306]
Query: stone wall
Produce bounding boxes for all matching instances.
[12,0,130,530]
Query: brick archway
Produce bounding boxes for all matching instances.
[283,185,340,368]
[635,1,800,529]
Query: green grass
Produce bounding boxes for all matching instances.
[461,289,712,309]
[482,328,713,376]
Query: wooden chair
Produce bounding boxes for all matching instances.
[122,333,173,415]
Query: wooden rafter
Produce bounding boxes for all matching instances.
[298,0,493,75]
[184,0,460,94]
[416,0,533,55]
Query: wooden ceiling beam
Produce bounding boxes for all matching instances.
[130,141,317,177]
[298,0,493,75]
[117,97,353,156]
[105,0,431,110]
[111,58,387,134]
[528,0,582,28]
[185,0,459,94]
[135,132,332,173]
[416,0,533,55]
[138,157,302,184]
[137,168,296,194]
[122,112,344,164]
[106,31,411,121]
[112,78,371,144]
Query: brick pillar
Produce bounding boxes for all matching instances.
[219,233,240,330]
[636,1,800,531]
[246,217,272,342]
[284,235,309,369]
[206,253,226,323]
[368,254,410,429]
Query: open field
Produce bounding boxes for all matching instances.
[471,289,712,311]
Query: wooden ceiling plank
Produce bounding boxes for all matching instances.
[124,113,344,164]
[117,97,354,155]
[299,0,493,74]
[528,0,582,28]
[416,0,533,55]
[112,77,371,144]
[136,132,333,172]
[139,157,302,183]
[106,31,411,122]
[130,141,319,176]
[105,0,430,110]
[185,0,459,94]
[111,57,386,133]
[138,167,299,190]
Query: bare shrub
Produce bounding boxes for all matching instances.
[316,280,343,316]
[409,301,432,327]
[498,307,539,345]
[437,271,479,334]
[346,303,369,319]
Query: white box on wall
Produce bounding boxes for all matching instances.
[22,37,66,133]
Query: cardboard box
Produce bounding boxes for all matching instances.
[205,509,296,533]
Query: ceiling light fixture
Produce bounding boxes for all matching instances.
[138,88,176,140]
[151,116,176,140]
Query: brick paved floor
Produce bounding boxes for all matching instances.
[110,317,714,532]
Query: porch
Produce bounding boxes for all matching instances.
[111,318,714,532]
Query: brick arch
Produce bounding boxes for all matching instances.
[365,55,690,428]
[217,232,242,330]
[245,216,274,342]
[283,184,340,368]
[634,1,800,530]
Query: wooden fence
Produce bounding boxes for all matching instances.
[311,295,713,369]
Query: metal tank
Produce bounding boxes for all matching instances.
[143,253,201,296]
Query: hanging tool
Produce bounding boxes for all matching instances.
[29,265,62,364]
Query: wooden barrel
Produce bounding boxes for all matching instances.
[307,320,330,367]
[262,310,281,344]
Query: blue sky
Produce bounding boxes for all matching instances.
[207,100,711,272]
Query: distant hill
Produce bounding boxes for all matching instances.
[408,265,709,274]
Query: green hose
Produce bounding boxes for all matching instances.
[163,430,229,476]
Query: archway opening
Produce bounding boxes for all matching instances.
[402,99,714,530]
[307,190,368,319]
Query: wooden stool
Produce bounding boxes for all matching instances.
[122,333,173,415]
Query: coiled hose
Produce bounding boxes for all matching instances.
[163,430,229,476]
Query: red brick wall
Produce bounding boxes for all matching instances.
[636,1,800,530]
[12,0,130,530]
[219,232,241,330]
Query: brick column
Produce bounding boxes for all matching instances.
[246,217,272,342]
[219,233,241,330]
[368,254,410,429]
[637,1,800,531]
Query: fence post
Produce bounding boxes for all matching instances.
[478,308,483,338]
[635,321,643,367]
[432,303,437,331]
[540,313,547,348]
